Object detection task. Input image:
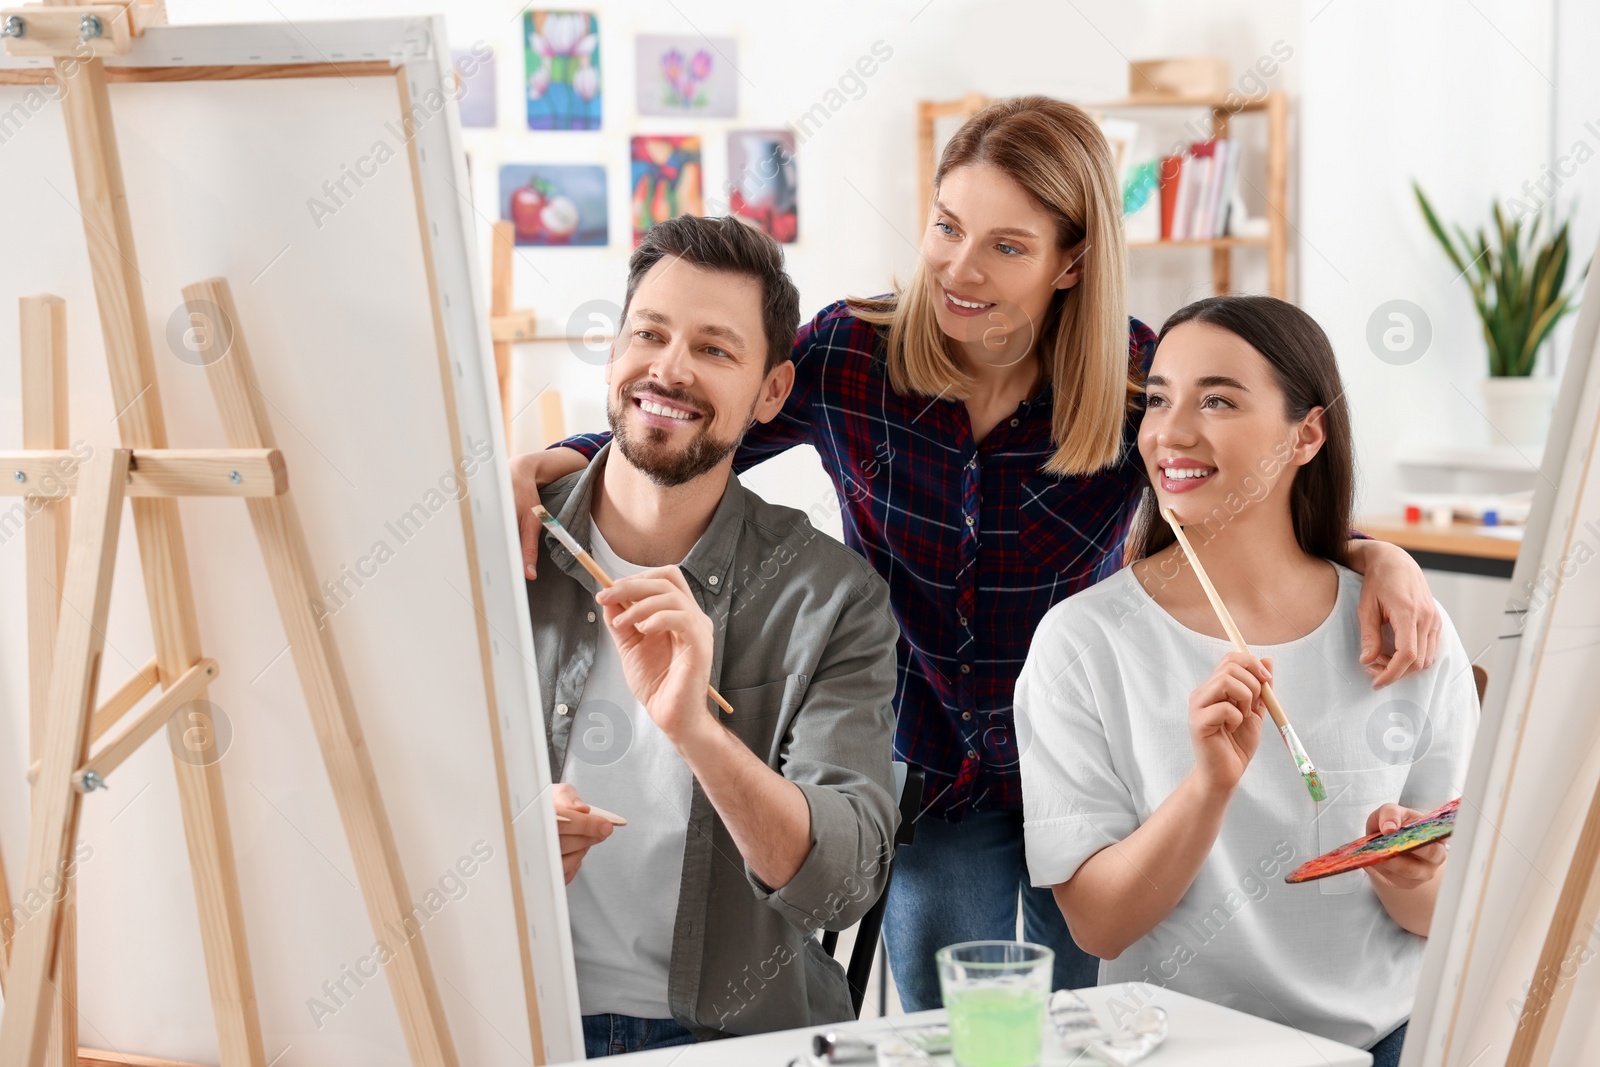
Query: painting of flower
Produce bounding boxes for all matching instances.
[630,136,704,245]
[728,130,798,243]
[451,47,496,128]
[635,35,737,118]
[526,11,601,131]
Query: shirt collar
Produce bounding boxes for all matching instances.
[548,441,745,598]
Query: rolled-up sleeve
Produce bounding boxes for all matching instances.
[549,430,610,458]
[746,566,899,933]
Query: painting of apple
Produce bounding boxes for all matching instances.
[509,184,547,242]
[499,165,608,246]
[540,197,581,244]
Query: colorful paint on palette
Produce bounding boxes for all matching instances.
[1285,797,1459,884]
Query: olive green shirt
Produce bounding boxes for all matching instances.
[526,443,900,1039]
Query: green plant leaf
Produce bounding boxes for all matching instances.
[1415,183,1470,274]
[1413,181,1589,376]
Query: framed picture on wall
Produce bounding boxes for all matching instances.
[500,164,609,246]
[635,34,739,118]
[917,93,990,223]
[728,129,797,243]
[525,10,601,130]
[630,135,704,245]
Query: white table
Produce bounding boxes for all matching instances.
[550,983,1373,1065]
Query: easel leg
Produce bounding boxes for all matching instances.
[1507,773,1600,1065]
[537,391,566,449]
[46,885,77,1067]
[491,220,515,446]
[185,277,460,1067]
[21,291,78,1067]
[52,55,265,1067]
[0,827,10,987]
[0,448,128,1067]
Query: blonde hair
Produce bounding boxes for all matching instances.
[849,95,1130,476]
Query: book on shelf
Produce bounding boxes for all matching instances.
[1154,137,1241,242]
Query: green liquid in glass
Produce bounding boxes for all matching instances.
[945,984,1046,1067]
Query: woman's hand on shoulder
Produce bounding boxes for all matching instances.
[512,448,590,579]
[1188,652,1271,795]
[1348,539,1442,687]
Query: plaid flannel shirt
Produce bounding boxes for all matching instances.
[557,299,1158,819]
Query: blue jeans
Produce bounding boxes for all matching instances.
[883,808,1101,1011]
[1368,1022,1406,1067]
[581,1014,696,1057]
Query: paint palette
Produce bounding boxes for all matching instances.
[1285,798,1460,884]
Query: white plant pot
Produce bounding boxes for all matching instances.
[1479,376,1557,449]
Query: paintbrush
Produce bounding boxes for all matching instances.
[533,504,735,717]
[1161,507,1327,802]
[554,805,628,827]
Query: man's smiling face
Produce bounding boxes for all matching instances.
[605,254,776,487]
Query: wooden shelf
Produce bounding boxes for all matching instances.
[915,90,1289,299]
[1359,515,1521,578]
[1088,94,1273,112]
[1129,236,1269,250]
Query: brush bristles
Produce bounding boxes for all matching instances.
[1304,771,1326,802]
[533,504,585,557]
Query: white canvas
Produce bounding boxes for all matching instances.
[1406,232,1600,1066]
[0,17,582,1066]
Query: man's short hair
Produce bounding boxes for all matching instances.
[622,215,801,372]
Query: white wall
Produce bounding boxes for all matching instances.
[170,0,1313,528]
[167,0,1581,666]
[1297,0,1593,659]
[1300,0,1555,512]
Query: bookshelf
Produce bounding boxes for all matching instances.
[915,90,1290,298]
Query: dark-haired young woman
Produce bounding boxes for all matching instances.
[1017,296,1478,1067]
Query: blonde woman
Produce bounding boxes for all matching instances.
[510,96,1442,1009]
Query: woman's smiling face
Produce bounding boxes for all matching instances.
[1139,320,1327,527]
[920,162,1083,365]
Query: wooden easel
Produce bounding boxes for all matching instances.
[1505,773,1600,1065]
[0,4,463,1066]
[487,219,567,449]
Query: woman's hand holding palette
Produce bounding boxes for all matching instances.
[1285,797,1459,884]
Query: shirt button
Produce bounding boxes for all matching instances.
[708,575,719,586]
[958,615,968,626]
[962,711,972,720]
[556,703,570,715]
[967,457,977,470]
[586,611,596,623]
[1009,418,1019,427]
[965,515,975,527]
[960,664,971,674]
[967,749,977,759]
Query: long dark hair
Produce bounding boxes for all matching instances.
[1127,295,1354,566]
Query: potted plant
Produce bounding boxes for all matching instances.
[1414,182,1585,448]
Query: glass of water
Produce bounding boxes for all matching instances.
[936,940,1054,1067]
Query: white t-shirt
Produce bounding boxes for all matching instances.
[561,526,694,1019]
[1018,563,1478,1050]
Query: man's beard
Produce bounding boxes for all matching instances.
[608,381,749,487]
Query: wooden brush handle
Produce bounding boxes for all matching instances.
[571,546,734,716]
[1162,508,1289,731]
